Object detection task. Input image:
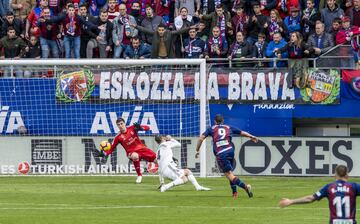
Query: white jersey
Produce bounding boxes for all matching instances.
[156,138,181,174]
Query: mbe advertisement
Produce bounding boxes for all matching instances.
[1,136,359,177]
[0,68,358,136]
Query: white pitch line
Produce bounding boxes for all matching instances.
[0,204,350,211]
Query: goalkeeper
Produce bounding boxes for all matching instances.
[101,117,156,184]
[155,135,210,192]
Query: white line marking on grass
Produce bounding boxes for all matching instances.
[0,204,352,211]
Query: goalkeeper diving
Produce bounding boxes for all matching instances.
[155,135,210,192]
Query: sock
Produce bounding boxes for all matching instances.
[232,177,246,190]
[164,178,185,191]
[188,174,202,190]
[229,180,237,194]
[133,160,142,176]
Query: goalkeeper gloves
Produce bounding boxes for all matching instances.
[133,122,142,131]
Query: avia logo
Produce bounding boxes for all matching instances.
[90,106,159,134]
[0,106,26,134]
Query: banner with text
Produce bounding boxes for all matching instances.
[0,137,359,176]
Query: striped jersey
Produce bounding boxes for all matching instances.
[314,180,360,223]
[203,124,241,156]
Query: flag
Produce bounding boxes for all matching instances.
[342,70,360,100]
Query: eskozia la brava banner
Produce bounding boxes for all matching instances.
[55,68,340,104]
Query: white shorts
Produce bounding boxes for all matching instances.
[161,162,185,181]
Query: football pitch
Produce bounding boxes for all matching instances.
[0,176,359,224]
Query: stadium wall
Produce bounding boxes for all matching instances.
[0,136,358,177]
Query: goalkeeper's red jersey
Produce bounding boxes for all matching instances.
[107,125,150,156]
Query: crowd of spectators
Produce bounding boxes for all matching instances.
[0,0,359,77]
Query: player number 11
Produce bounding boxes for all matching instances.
[333,196,350,218]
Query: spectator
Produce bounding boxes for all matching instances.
[228,31,255,67]
[259,0,278,16]
[182,27,206,58]
[140,5,165,45]
[276,0,299,19]
[112,3,138,58]
[154,0,171,25]
[231,4,249,35]
[1,11,24,39]
[107,0,120,22]
[11,0,36,21]
[306,21,334,57]
[329,17,342,41]
[130,1,144,25]
[197,20,209,41]
[26,0,49,39]
[174,7,195,57]
[205,26,228,59]
[133,23,194,58]
[264,9,287,40]
[124,36,151,58]
[346,0,360,27]
[0,0,12,17]
[0,26,27,77]
[175,0,200,17]
[201,0,225,15]
[254,32,268,58]
[284,6,301,38]
[37,6,60,58]
[87,9,113,58]
[200,4,232,41]
[79,4,95,58]
[265,31,288,67]
[301,0,321,41]
[80,0,107,17]
[321,0,344,32]
[44,3,101,58]
[22,35,41,77]
[245,2,267,44]
[48,0,65,15]
[276,31,309,88]
[336,16,360,44]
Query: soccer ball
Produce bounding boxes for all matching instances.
[147,162,158,173]
[99,141,111,152]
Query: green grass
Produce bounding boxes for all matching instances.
[0,176,359,224]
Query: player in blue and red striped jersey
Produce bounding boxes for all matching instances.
[102,117,156,184]
[195,114,258,198]
[279,165,360,224]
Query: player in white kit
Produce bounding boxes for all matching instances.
[155,135,211,192]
